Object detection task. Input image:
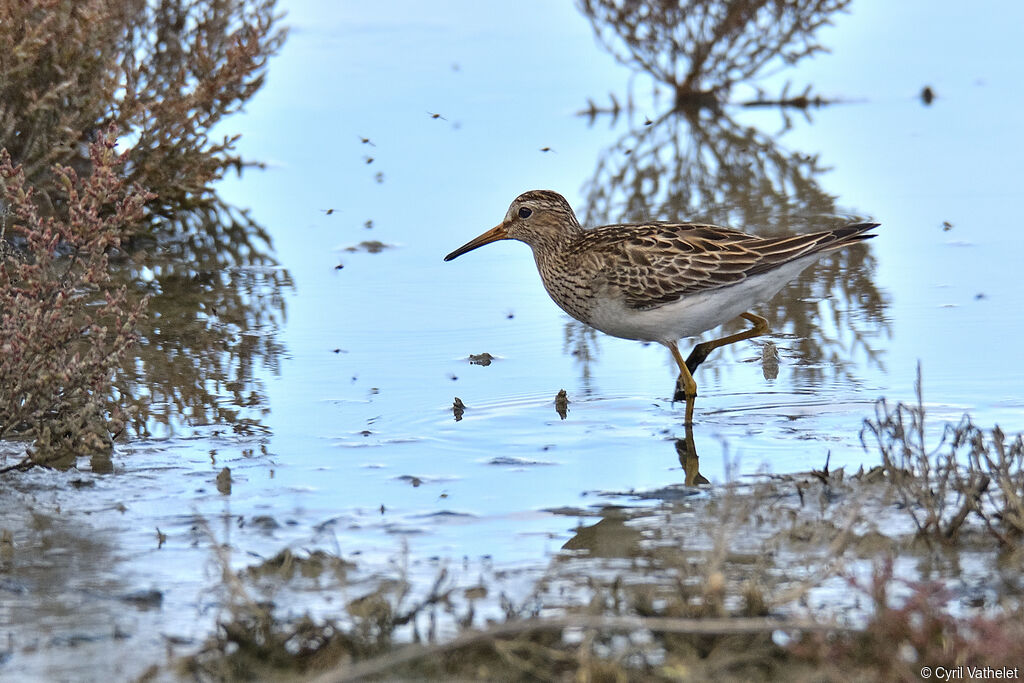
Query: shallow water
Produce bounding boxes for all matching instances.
[4,0,1024,678]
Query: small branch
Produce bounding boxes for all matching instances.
[944,474,990,539]
[0,455,36,473]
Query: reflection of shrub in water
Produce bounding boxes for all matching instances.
[115,205,293,437]
[577,0,851,106]
[576,107,889,383]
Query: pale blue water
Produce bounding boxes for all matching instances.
[4,1,1024,678]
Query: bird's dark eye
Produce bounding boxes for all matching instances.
[518,207,532,219]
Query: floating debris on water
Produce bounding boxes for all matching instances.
[468,352,494,366]
[761,341,780,381]
[487,456,556,467]
[344,240,391,253]
[216,467,232,495]
[555,389,569,419]
[452,397,465,421]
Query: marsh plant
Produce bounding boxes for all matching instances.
[0,0,285,464]
[863,366,1024,546]
[0,131,149,467]
[790,559,1024,680]
[0,0,284,222]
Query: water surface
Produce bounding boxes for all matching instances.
[3,1,1024,678]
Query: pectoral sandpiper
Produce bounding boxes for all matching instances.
[444,190,877,425]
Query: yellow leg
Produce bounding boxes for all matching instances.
[685,312,771,373]
[670,312,772,423]
[667,340,698,425]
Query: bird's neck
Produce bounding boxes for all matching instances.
[530,223,583,261]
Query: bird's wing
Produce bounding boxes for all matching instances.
[580,222,876,311]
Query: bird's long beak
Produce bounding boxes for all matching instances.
[444,222,509,261]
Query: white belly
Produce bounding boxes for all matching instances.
[585,255,818,344]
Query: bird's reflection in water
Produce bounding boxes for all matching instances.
[560,434,709,556]
[676,429,710,486]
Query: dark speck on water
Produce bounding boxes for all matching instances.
[251,515,281,531]
[418,510,476,519]
[345,240,391,253]
[119,589,163,609]
[488,456,555,466]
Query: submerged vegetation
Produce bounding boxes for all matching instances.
[0,0,285,465]
[178,377,1024,680]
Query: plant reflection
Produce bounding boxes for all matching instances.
[565,0,888,393]
[565,101,888,391]
[562,436,707,554]
[577,0,851,107]
[115,201,292,437]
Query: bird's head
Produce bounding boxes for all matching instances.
[444,190,580,261]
